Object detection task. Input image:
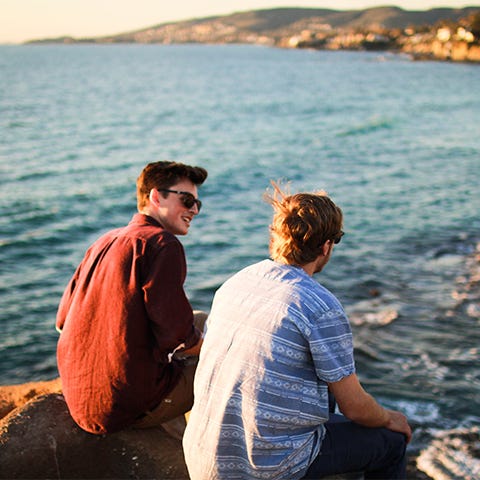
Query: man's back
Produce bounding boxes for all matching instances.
[183,259,355,480]
[57,214,192,433]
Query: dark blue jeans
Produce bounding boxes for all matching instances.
[302,414,407,479]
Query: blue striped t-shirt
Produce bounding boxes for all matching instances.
[183,259,356,480]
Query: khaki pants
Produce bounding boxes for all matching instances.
[133,310,207,429]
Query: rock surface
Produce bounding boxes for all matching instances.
[0,392,188,479]
[0,378,62,419]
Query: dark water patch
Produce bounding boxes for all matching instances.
[337,116,395,137]
[15,169,65,182]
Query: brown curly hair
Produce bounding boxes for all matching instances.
[136,161,208,210]
[265,182,343,266]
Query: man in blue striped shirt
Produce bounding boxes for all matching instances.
[183,182,411,479]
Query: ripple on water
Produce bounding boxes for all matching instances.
[417,427,480,480]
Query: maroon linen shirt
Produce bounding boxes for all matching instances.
[56,213,201,434]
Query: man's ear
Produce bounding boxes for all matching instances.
[321,240,333,257]
[149,188,159,206]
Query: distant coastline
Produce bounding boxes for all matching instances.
[24,6,480,63]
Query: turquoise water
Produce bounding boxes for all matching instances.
[1,44,479,473]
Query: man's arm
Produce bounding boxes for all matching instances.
[328,373,412,443]
[145,240,201,356]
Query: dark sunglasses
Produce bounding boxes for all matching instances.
[333,231,344,244]
[158,189,202,212]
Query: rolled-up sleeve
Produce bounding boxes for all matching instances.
[308,308,356,383]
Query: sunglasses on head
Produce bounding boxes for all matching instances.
[158,189,202,212]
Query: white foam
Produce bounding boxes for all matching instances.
[388,399,440,424]
[349,307,398,326]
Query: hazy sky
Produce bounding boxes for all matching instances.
[2,0,479,44]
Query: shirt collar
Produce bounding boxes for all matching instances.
[130,213,164,229]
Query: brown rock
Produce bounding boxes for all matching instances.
[0,378,62,419]
[0,393,189,479]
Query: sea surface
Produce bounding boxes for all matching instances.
[1,44,479,478]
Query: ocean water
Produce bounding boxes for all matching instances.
[1,44,479,477]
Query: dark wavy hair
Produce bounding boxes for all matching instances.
[265,181,343,266]
[136,161,208,210]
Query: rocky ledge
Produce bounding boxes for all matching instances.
[0,382,188,479]
[0,380,434,479]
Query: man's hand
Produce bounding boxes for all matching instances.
[329,374,412,443]
[180,337,203,357]
[385,409,412,443]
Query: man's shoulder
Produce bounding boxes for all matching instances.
[87,217,180,260]
[122,214,178,244]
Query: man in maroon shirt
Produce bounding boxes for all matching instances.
[56,161,207,435]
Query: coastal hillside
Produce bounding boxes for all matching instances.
[28,6,479,44]
[27,6,480,62]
